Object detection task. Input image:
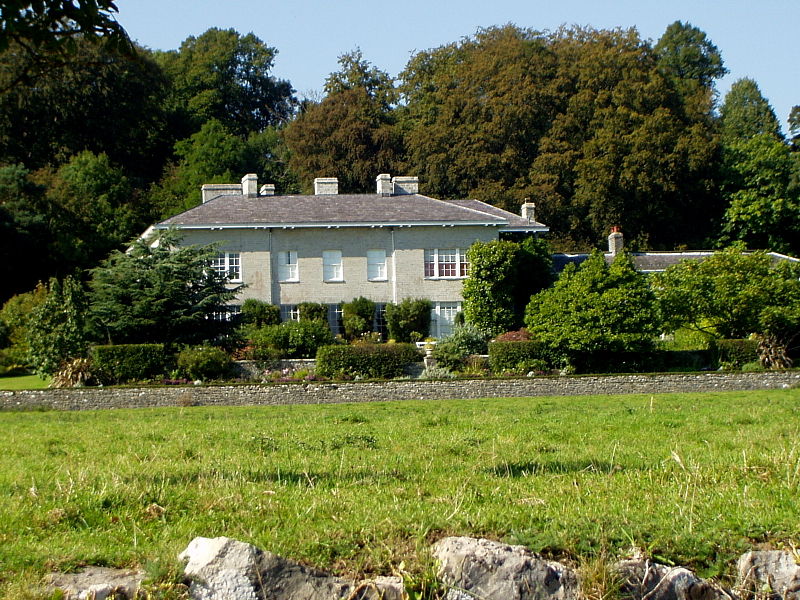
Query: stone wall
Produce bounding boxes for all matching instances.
[2,371,797,412]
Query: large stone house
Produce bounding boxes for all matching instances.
[151,174,548,337]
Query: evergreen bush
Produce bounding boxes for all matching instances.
[90,343,170,384]
[711,339,759,369]
[240,299,280,327]
[385,298,431,342]
[316,343,421,379]
[432,323,488,371]
[249,320,334,359]
[341,297,376,340]
[489,340,553,374]
[298,302,328,323]
[177,345,232,380]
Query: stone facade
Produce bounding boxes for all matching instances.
[3,372,797,412]
[178,225,494,306]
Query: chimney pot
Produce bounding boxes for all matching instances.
[608,227,624,255]
[314,177,339,195]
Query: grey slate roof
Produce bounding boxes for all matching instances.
[552,251,799,274]
[158,193,548,231]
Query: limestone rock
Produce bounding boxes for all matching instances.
[179,536,404,600]
[737,551,800,600]
[45,566,145,599]
[616,559,731,600]
[432,536,579,600]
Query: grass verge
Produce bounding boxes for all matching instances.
[0,389,798,598]
[0,374,49,391]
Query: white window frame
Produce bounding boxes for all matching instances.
[323,250,343,282]
[211,252,242,282]
[367,249,387,281]
[278,250,299,282]
[424,248,469,279]
[431,301,461,338]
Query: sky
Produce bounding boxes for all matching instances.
[114,0,798,133]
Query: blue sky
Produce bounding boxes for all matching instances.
[115,0,798,133]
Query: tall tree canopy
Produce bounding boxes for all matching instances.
[284,51,402,193]
[155,28,295,138]
[720,78,782,142]
[654,20,727,92]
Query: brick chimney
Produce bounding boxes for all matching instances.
[241,173,258,198]
[608,226,623,255]
[314,177,339,195]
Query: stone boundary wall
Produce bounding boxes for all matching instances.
[2,371,797,412]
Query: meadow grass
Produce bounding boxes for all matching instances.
[0,374,49,391]
[1,389,799,598]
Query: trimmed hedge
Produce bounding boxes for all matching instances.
[90,344,170,384]
[488,340,553,374]
[316,343,422,379]
[711,339,759,368]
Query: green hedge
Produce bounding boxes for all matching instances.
[90,344,170,384]
[316,343,422,379]
[249,320,334,359]
[711,339,759,368]
[488,340,553,374]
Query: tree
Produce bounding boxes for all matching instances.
[0,39,171,180]
[720,78,782,142]
[653,247,800,341]
[26,275,89,376]
[155,28,295,137]
[462,238,552,336]
[654,21,727,92]
[0,282,48,364]
[529,27,722,249]
[0,0,132,92]
[524,251,660,365]
[284,51,402,193]
[87,229,240,346]
[399,25,559,210]
[719,134,800,253]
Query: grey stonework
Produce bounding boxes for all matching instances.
[2,372,797,412]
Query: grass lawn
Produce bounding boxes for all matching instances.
[0,374,49,391]
[1,389,798,598]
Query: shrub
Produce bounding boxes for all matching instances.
[494,329,530,342]
[51,358,94,388]
[90,344,170,384]
[240,299,280,327]
[249,320,334,359]
[316,343,421,379]
[342,297,376,340]
[432,324,489,371]
[420,364,455,379]
[711,339,759,369]
[489,340,553,374]
[298,302,328,323]
[385,298,431,342]
[177,346,232,380]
